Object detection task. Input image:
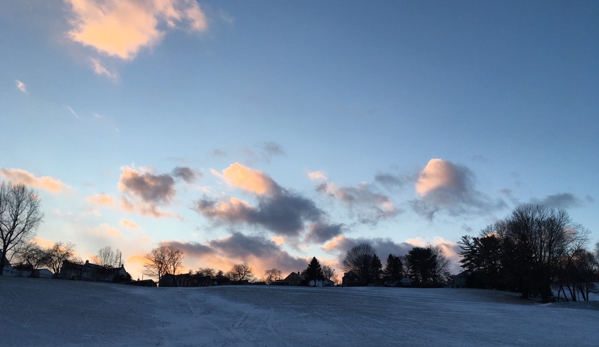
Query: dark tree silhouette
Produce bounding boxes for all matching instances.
[46,242,76,275]
[342,243,375,285]
[94,246,123,268]
[370,254,383,283]
[0,182,44,275]
[264,268,282,284]
[322,265,336,281]
[144,245,184,280]
[304,257,324,281]
[228,263,253,281]
[458,232,503,289]
[406,247,438,285]
[500,205,586,302]
[383,254,403,281]
[458,205,591,302]
[13,242,50,274]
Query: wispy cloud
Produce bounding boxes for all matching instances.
[119,219,139,229]
[529,192,592,209]
[65,0,208,61]
[0,167,70,194]
[86,193,115,206]
[307,171,327,181]
[317,181,399,225]
[90,223,122,238]
[67,105,79,119]
[15,80,27,94]
[90,58,118,79]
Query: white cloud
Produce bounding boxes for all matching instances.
[15,80,27,94]
[67,105,79,119]
[307,171,327,181]
[90,58,118,79]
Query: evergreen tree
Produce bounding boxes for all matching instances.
[406,247,438,285]
[304,257,324,281]
[383,254,403,281]
[370,254,383,283]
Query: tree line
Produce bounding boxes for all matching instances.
[143,245,339,285]
[341,243,450,287]
[458,204,599,302]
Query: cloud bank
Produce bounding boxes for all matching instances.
[197,163,341,242]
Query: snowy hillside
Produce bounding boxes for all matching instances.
[1,277,597,346]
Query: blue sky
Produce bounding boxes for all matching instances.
[1,1,597,279]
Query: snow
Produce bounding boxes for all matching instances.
[1,276,597,346]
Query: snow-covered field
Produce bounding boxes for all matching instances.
[1,277,597,347]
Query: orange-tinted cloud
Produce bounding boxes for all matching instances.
[0,167,70,194]
[86,193,115,206]
[213,163,280,195]
[119,219,139,229]
[31,236,56,249]
[90,223,122,238]
[66,0,207,61]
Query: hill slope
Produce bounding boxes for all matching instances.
[1,277,597,346]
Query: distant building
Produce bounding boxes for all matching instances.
[342,271,362,286]
[31,269,53,278]
[0,251,23,277]
[59,260,129,282]
[449,272,468,288]
[159,273,214,287]
[283,272,305,286]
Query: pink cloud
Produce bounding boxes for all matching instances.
[213,163,280,195]
[66,0,207,61]
[0,167,70,194]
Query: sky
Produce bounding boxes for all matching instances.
[1,0,597,280]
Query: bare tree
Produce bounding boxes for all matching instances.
[228,263,253,281]
[46,242,76,275]
[0,182,44,275]
[144,245,184,280]
[322,265,336,281]
[94,246,123,268]
[342,243,375,285]
[196,268,215,277]
[264,268,281,284]
[500,205,587,302]
[13,242,50,274]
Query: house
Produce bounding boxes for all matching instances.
[0,251,29,277]
[283,272,305,286]
[342,271,362,286]
[31,269,53,278]
[449,272,468,288]
[159,273,214,287]
[59,260,130,282]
